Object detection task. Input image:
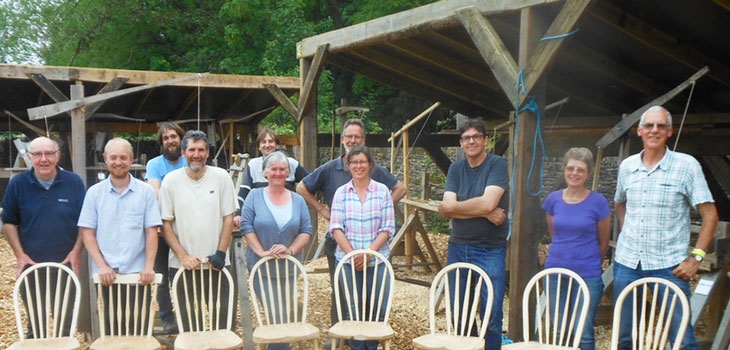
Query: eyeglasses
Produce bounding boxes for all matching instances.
[343,134,363,140]
[641,122,670,130]
[28,151,58,160]
[349,160,369,166]
[460,134,485,142]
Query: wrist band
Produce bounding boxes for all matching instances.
[691,248,706,258]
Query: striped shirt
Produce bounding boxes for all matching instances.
[329,179,395,262]
[614,148,714,270]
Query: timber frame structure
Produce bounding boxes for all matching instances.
[295,0,730,345]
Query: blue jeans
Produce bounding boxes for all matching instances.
[546,275,603,350]
[252,271,297,350]
[614,262,697,350]
[447,243,506,350]
[338,261,390,350]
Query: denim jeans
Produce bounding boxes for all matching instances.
[447,243,506,350]
[337,260,390,350]
[614,262,697,350]
[252,269,297,350]
[546,275,603,350]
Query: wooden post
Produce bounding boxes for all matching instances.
[508,6,549,340]
[299,56,319,261]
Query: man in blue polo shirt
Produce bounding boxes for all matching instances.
[2,136,86,337]
[296,118,406,339]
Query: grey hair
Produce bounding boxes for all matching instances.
[639,105,673,126]
[181,130,209,152]
[562,147,594,175]
[262,151,290,174]
[343,119,367,136]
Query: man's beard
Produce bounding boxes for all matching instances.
[162,145,181,161]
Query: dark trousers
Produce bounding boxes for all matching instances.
[98,284,152,335]
[325,237,347,326]
[170,267,232,332]
[154,236,173,321]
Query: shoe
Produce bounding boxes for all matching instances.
[162,317,179,335]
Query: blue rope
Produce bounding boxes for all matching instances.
[508,69,547,238]
[540,28,579,41]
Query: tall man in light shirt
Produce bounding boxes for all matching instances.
[613,105,718,350]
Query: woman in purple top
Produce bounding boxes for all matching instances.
[542,147,610,350]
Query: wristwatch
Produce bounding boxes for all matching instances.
[691,253,704,262]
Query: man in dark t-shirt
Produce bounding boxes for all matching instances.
[438,119,509,350]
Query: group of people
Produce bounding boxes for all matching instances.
[2,105,719,350]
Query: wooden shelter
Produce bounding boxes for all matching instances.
[294,0,730,345]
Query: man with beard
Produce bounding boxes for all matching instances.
[159,130,237,329]
[145,122,185,334]
[296,119,406,346]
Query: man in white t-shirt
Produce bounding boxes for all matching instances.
[159,130,237,330]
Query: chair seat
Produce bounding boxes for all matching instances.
[174,329,243,350]
[412,333,484,350]
[328,320,394,341]
[253,322,319,343]
[502,341,574,349]
[89,335,161,350]
[7,337,81,350]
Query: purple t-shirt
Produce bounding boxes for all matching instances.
[542,190,610,278]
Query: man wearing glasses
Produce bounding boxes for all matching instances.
[296,118,406,344]
[438,118,508,350]
[613,105,718,349]
[2,136,86,337]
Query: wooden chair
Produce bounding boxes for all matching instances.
[89,273,163,350]
[503,268,590,350]
[412,262,494,350]
[171,263,243,350]
[610,277,691,350]
[328,249,395,350]
[248,255,319,349]
[9,262,81,350]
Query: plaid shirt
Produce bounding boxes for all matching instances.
[614,148,714,270]
[329,179,395,261]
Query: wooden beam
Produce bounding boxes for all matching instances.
[327,54,506,118]
[1,64,299,89]
[592,1,730,88]
[298,44,329,119]
[173,87,204,120]
[520,0,593,107]
[28,73,210,120]
[26,73,69,103]
[457,6,519,106]
[214,89,252,120]
[263,84,299,121]
[595,66,710,149]
[84,77,128,119]
[3,110,47,136]
[297,0,562,58]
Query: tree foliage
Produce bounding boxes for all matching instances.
[2,0,444,134]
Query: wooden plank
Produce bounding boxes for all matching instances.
[3,110,46,137]
[173,87,205,120]
[26,73,70,106]
[592,1,730,88]
[457,6,518,106]
[298,44,329,120]
[263,84,299,121]
[690,270,723,326]
[28,73,210,120]
[230,234,255,350]
[389,101,441,141]
[85,77,128,119]
[520,0,593,107]
[297,0,562,58]
[595,66,711,149]
[710,274,730,350]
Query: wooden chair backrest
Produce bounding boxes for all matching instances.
[429,262,494,339]
[334,249,395,324]
[522,267,590,348]
[610,277,690,350]
[13,262,81,340]
[248,255,309,327]
[171,263,235,332]
[92,273,162,338]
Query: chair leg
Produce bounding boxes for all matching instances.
[383,339,390,350]
[312,338,319,350]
